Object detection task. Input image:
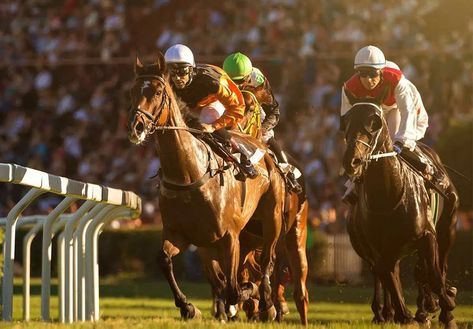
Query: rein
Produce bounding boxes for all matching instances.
[133,74,214,191]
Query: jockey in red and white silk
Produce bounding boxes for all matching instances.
[341,47,429,151]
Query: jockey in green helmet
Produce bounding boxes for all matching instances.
[223,52,302,193]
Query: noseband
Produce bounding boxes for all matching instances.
[133,74,170,135]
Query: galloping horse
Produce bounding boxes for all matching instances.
[128,53,285,320]
[201,174,309,324]
[341,101,459,327]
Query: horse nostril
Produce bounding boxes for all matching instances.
[352,158,362,167]
[135,122,144,134]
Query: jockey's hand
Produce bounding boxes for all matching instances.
[393,141,404,154]
[200,123,215,133]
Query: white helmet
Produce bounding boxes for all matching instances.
[164,44,195,67]
[385,60,400,70]
[354,45,386,69]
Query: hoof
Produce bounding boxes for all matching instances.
[280,301,289,315]
[372,315,385,324]
[243,298,259,321]
[415,310,430,325]
[180,303,202,320]
[445,319,457,329]
[394,314,414,325]
[193,306,202,320]
[447,286,457,298]
[260,305,277,322]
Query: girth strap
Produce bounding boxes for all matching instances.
[161,171,211,191]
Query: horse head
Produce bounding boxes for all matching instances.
[128,53,171,145]
[341,97,392,179]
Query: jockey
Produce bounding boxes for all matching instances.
[341,45,443,202]
[164,44,258,179]
[223,52,302,193]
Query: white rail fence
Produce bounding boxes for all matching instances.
[0,163,142,322]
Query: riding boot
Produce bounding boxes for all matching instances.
[229,138,259,179]
[286,171,303,194]
[268,138,302,193]
[399,147,447,194]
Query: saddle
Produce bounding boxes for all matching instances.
[200,131,265,181]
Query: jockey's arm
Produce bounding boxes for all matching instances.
[394,76,419,150]
[339,87,352,131]
[211,78,245,130]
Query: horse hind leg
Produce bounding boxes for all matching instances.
[158,239,202,320]
[414,257,439,325]
[284,206,309,326]
[419,231,456,328]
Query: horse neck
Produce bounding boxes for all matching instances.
[363,135,404,208]
[155,86,208,184]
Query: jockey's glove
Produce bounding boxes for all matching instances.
[393,141,404,154]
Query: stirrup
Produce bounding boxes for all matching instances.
[287,172,302,194]
[243,163,258,179]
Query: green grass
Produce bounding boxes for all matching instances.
[3,278,473,328]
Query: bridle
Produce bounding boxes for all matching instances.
[132,74,206,136]
[131,73,215,191]
[345,102,397,172]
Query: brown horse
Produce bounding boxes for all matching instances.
[128,53,286,320]
[341,101,459,327]
[201,180,309,324]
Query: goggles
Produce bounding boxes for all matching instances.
[232,75,249,85]
[169,64,192,77]
[357,68,381,78]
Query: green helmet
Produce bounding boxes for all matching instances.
[223,52,252,80]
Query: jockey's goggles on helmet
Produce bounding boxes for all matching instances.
[357,68,381,78]
[169,64,192,77]
[233,75,249,85]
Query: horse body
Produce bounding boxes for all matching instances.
[342,102,458,327]
[128,54,285,320]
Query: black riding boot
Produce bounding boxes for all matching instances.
[267,137,302,193]
[212,128,258,179]
[399,147,446,194]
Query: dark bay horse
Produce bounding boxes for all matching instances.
[128,54,286,320]
[341,101,459,327]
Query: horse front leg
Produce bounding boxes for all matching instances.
[371,274,385,323]
[219,232,242,319]
[158,238,202,320]
[375,258,413,324]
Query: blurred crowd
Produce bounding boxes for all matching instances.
[0,0,472,231]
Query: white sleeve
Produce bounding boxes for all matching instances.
[393,76,418,149]
[407,80,429,139]
[340,87,352,116]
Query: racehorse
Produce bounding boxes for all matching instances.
[201,176,309,325]
[128,53,286,320]
[341,100,459,327]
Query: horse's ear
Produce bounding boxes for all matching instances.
[156,51,167,73]
[135,55,144,75]
[344,87,358,105]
